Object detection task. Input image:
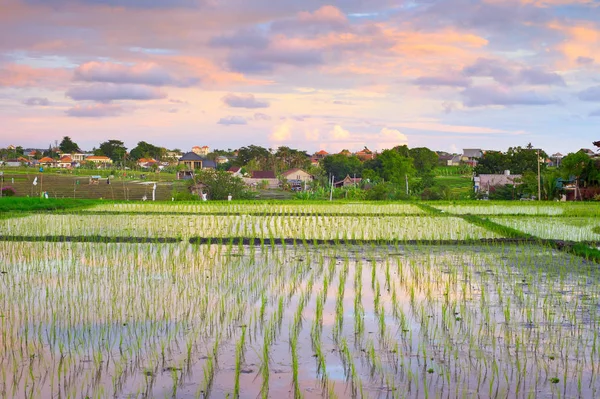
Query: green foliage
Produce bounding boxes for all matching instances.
[1,186,17,197]
[365,182,409,200]
[0,197,96,213]
[321,154,363,180]
[59,136,80,154]
[475,146,547,175]
[409,147,438,175]
[363,148,415,185]
[95,140,127,164]
[194,169,253,200]
[129,141,165,161]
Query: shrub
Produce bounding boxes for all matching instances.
[1,186,16,197]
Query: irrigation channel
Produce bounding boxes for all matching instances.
[0,240,599,398]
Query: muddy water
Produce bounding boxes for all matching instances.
[0,242,598,398]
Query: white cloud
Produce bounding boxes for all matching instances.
[375,127,408,151]
[270,121,292,141]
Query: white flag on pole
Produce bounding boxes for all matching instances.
[32,177,38,186]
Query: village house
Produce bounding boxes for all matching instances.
[355,148,375,161]
[38,157,58,167]
[281,168,313,182]
[243,170,279,189]
[192,146,210,157]
[473,170,522,194]
[227,166,242,177]
[178,152,216,170]
[4,157,29,167]
[462,149,484,166]
[334,175,362,188]
[58,156,74,168]
[85,155,113,166]
[314,150,329,159]
[215,155,229,164]
[137,158,157,168]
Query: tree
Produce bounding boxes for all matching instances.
[409,147,438,175]
[236,145,271,167]
[130,141,164,161]
[194,169,252,200]
[474,151,509,174]
[59,136,80,153]
[96,140,127,163]
[561,151,590,180]
[506,146,547,175]
[321,154,362,179]
[362,148,415,185]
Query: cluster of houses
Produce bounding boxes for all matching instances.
[3,151,114,169]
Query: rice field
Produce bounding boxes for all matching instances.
[82,202,425,215]
[0,200,599,398]
[0,214,499,241]
[491,217,600,243]
[432,201,600,217]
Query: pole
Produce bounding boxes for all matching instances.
[537,149,541,201]
[405,174,409,196]
[329,175,334,201]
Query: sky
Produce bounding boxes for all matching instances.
[1,0,599,155]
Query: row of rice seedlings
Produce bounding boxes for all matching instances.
[87,202,425,215]
[0,213,501,241]
[490,216,600,242]
[432,204,565,216]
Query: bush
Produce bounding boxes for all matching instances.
[1,186,16,197]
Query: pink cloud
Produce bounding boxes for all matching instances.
[66,104,124,117]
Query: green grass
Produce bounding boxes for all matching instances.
[0,197,99,214]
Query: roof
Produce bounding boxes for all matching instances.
[59,156,72,162]
[86,155,111,160]
[477,174,522,187]
[202,159,216,169]
[138,158,156,163]
[39,157,56,163]
[228,166,241,173]
[552,152,564,157]
[281,168,310,177]
[315,150,329,155]
[179,152,204,161]
[463,149,483,158]
[251,170,276,179]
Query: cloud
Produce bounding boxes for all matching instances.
[376,127,408,151]
[413,74,472,88]
[576,56,595,65]
[222,93,269,108]
[331,125,351,140]
[65,104,123,117]
[253,112,271,121]
[209,28,270,49]
[461,85,561,107]
[0,64,70,88]
[462,58,565,86]
[271,5,349,35]
[23,97,50,106]
[74,61,197,87]
[66,83,167,102]
[577,86,600,102]
[589,109,600,117]
[270,121,293,141]
[217,115,247,125]
[227,48,324,73]
[26,0,201,9]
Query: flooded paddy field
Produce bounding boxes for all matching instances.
[1,241,599,398]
